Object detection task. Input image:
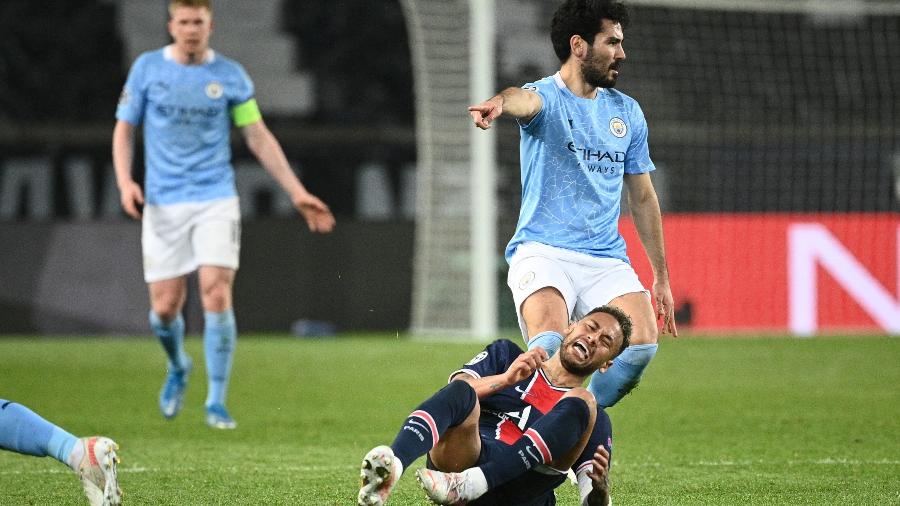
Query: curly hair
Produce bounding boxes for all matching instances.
[550,0,630,62]
[585,305,633,357]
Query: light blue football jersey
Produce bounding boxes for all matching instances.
[505,72,656,263]
[116,46,255,205]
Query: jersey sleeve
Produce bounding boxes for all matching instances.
[449,339,523,382]
[623,101,656,174]
[229,61,256,106]
[517,80,552,132]
[115,54,149,125]
[572,406,613,476]
[229,62,261,127]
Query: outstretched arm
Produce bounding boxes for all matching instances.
[112,120,144,220]
[241,119,335,233]
[468,87,543,130]
[624,173,677,336]
[452,347,549,398]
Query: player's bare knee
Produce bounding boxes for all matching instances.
[630,323,659,345]
[200,285,232,312]
[151,297,182,321]
[522,287,568,337]
[563,387,597,411]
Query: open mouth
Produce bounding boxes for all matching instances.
[572,340,589,360]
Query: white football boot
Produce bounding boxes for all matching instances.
[74,436,122,506]
[416,468,476,505]
[358,445,401,506]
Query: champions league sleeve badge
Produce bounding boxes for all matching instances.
[465,351,489,366]
[609,117,627,138]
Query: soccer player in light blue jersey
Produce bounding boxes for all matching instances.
[468,0,677,409]
[112,0,335,429]
[0,399,121,505]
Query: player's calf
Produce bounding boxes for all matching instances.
[587,343,657,407]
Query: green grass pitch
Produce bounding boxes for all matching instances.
[1,334,898,505]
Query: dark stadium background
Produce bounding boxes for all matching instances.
[0,0,897,335]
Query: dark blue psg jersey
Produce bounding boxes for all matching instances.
[450,339,613,477]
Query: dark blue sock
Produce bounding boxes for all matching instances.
[479,396,591,489]
[390,380,476,470]
[0,400,77,464]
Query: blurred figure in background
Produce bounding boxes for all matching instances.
[112,0,335,429]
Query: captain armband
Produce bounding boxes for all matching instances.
[231,98,262,127]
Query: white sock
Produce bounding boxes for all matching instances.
[66,439,85,471]
[460,467,489,500]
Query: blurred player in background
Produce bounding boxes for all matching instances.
[358,306,631,506]
[0,399,121,506]
[112,0,335,429]
[468,0,676,408]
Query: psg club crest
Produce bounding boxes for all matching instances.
[609,117,627,138]
[205,82,224,99]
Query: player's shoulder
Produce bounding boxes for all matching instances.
[604,87,644,114]
[522,74,557,93]
[489,338,525,356]
[463,339,523,368]
[208,50,249,75]
[132,48,166,68]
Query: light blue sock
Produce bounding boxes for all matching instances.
[588,343,658,408]
[204,309,237,408]
[527,331,564,357]
[150,311,188,371]
[0,400,78,465]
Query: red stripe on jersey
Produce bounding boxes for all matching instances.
[524,428,552,463]
[523,370,568,414]
[410,410,439,447]
[497,418,524,445]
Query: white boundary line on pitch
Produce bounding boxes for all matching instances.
[2,459,898,476]
[618,458,900,467]
[0,464,357,476]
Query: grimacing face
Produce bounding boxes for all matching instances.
[168,6,213,58]
[558,312,624,377]
[580,19,626,89]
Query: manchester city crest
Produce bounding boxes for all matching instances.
[518,271,536,290]
[205,82,224,99]
[609,117,627,138]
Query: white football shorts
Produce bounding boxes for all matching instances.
[142,196,241,283]
[507,241,649,338]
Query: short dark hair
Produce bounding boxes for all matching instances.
[585,305,632,356]
[169,0,211,16]
[550,0,630,62]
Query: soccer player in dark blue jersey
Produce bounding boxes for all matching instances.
[358,305,632,506]
[112,0,335,429]
[468,0,677,409]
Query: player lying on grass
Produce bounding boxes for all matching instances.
[358,305,632,506]
[0,399,121,506]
